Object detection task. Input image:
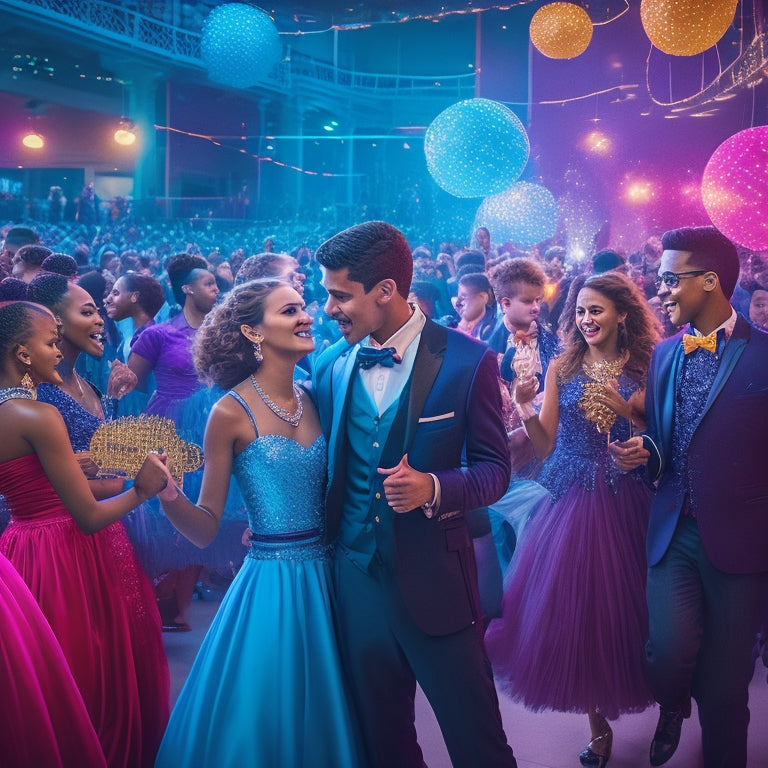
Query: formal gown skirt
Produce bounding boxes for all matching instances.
[155,551,361,768]
[0,552,107,768]
[485,476,654,720]
[0,455,170,768]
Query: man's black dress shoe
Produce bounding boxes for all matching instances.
[650,708,684,766]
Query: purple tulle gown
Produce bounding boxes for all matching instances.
[485,371,653,719]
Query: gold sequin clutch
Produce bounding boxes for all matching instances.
[89,416,203,483]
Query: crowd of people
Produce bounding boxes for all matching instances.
[0,213,767,768]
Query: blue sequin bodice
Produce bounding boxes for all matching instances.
[538,371,640,501]
[37,383,102,451]
[233,434,329,562]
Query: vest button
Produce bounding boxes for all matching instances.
[374,515,381,524]
[373,441,380,448]
[375,492,381,499]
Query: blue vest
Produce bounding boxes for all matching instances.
[339,369,409,571]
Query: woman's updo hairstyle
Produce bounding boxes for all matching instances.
[0,301,54,361]
[119,273,166,318]
[194,279,284,390]
[27,273,70,316]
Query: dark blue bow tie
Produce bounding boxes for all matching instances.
[357,346,401,370]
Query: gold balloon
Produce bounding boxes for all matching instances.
[640,0,738,57]
[530,2,593,60]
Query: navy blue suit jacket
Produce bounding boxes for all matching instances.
[313,319,510,635]
[643,315,768,574]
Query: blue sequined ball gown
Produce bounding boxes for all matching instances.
[155,391,361,768]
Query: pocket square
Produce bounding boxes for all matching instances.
[418,411,455,423]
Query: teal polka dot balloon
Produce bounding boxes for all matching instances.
[425,99,530,198]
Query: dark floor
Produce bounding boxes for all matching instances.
[164,597,768,768]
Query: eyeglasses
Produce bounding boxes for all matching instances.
[654,270,708,290]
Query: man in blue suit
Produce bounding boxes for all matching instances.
[612,226,768,768]
[313,221,517,768]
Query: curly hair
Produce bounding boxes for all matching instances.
[193,279,284,390]
[165,252,209,307]
[117,273,166,317]
[556,271,662,387]
[488,257,546,300]
[0,301,54,362]
[234,253,293,286]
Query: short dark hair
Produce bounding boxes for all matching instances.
[592,250,626,274]
[315,221,412,298]
[27,273,70,315]
[661,226,739,299]
[458,272,495,306]
[0,278,29,301]
[4,227,39,247]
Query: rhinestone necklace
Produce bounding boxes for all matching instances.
[250,375,303,427]
[0,387,36,406]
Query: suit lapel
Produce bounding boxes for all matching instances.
[327,345,358,484]
[701,316,748,415]
[655,336,684,458]
[402,320,447,452]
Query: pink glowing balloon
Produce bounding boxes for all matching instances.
[702,126,768,251]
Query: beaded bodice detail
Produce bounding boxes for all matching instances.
[227,391,328,562]
[538,371,641,501]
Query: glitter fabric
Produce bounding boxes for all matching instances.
[537,370,643,501]
[37,382,102,452]
[473,181,559,249]
[201,3,281,89]
[234,433,330,562]
[529,2,593,60]
[424,98,529,198]
[640,0,738,57]
[702,126,768,251]
[672,330,724,510]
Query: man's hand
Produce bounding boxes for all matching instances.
[378,454,434,514]
[609,436,649,472]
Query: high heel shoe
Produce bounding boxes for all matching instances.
[579,728,613,768]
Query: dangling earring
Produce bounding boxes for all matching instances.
[21,371,35,391]
[252,334,264,363]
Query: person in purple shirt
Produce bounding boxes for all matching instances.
[109,253,221,630]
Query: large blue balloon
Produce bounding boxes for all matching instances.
[201,4,281,89]
[473,182,559,249]
[425,99,529,198]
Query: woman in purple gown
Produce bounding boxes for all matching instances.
[485,273,662,767]
[0,299,169,768]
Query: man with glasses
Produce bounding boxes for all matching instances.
[611,226,768,768]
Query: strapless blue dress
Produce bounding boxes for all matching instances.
[155,392,361,768]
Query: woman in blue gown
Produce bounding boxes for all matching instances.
[154,279,361,768]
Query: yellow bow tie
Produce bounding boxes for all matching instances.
[682,332,717,355]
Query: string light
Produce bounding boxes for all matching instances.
[154,125,361,177]
[645,8,766,109]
